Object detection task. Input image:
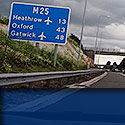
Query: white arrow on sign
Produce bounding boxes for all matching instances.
[38,32,46,40]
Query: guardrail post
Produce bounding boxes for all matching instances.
[84,74,87,80]
[29,82,32,88]
[87,74,90,78]
[79,75,81,81]
[67,77,70,84]
[73,76,76,83]
[45,80,50,87]
[58,78,62,87]
[89,74,92,78]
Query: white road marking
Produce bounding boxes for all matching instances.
[67,72,108,88]
[119,73,125,77]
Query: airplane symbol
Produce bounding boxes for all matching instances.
[38,32,46,40]
[44,17,52,25]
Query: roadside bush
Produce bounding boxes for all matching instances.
[0,30,87,73]
[0,18,9,25]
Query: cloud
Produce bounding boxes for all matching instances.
[1,0,125,49]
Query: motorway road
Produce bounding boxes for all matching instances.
[91,72,125,88]
[3,88,125,125]
[2,72,125,125]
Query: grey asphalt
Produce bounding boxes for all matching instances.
[91,72,125,88]
[3,72,125,125]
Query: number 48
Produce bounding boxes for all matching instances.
[55,35,64,40]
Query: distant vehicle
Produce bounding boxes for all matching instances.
[104,61,111,69]
[118,58,125,73]
[104,59,125,73]
[110,62,118,72]
[122,69,125,74]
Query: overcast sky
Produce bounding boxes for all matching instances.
[1,0,125,49]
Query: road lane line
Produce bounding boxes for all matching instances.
[67,72,108,88]
[119,73,125,77]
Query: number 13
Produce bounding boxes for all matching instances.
[59,19,66,24]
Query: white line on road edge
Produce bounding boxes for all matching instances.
[5,88,80,112]
[67,72,108,88]
[119,73,125,77]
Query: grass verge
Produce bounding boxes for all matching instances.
[0,30,86,73]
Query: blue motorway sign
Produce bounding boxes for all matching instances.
[8,2,71,45]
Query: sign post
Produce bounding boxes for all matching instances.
[54,44,58,67]
[35,42,39,54]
